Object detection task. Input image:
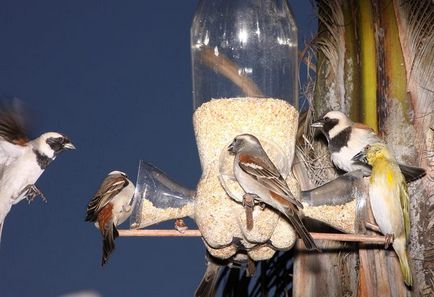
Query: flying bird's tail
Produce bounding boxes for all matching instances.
[393,238,413,287]
[101,223,119,266]
[283,207,320,252]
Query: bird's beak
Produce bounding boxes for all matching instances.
[352,150,367,163]
[228,141,235,153]
[64,143,76,150]
[311,119,325,128]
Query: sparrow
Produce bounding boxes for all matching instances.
[311,111,425,181]
[85,171,135,266]
[228,134,319,251]
[0,101,75,242]
[352,143,412,286]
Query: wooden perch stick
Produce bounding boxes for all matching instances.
[119,229,201,237]
[118,229,387,244]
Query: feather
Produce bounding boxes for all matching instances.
[195,258,221,297]
[282,206,320,251]
[394,238,413,287]
[0,100,29,145]
[238,154,303,209]
[399,177,411,242]
[399,164,426,182]
[85,173,129,222]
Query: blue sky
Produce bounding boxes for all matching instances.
[0,1,315,296]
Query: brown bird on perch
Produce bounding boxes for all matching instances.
[85,171,135,266]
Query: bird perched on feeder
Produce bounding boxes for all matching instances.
[85,171,135,266]
[228,133,319,251]
[311,111,425,181]
[352,143,412,286]
[0,101,75,243]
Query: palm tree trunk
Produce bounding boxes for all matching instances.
[294,0,433,296]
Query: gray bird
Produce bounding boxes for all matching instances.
[228,134,319,251]
[85,171,135,266]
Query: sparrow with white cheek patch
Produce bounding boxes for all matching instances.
[228,134,319,251]
[0,102,75,242]
[311,110,425,181]
[352,143,412,286]
[85,171,135,266]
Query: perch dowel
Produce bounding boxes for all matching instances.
[118,229,387,243]
[119,229,201,237]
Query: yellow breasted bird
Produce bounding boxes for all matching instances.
[352,143,412,286]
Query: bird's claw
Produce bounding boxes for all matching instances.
[384,233,394,249]
[243,194,255,231]
[175,218,188,233]
[242,193,255,208]
[21,185,47,204]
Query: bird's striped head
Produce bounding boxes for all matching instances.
[311,111,353,140]
[33,132,75,159]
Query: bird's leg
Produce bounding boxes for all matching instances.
[21,184,47,204]
[243,193,255,231]
[174,218,188,233]
[384,233,395,249]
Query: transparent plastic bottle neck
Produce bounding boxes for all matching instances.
[191,0,298,110]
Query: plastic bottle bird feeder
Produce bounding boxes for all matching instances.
[129,161,195,229]
[125,0,380,262]
[191,0,301,260]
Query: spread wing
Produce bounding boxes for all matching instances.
[238,154,303,209]
[85,173,130,222]
[0,101,29,168]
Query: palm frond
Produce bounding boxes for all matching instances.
[313,0,347,114]
[394,0,434,126]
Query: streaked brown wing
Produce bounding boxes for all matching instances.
[238,154,303,209]
[85,173,129,222]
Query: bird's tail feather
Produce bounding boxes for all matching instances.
[101,223,119,266]
[394,240,413,287]
[283,208,320,251]
[195,258,221,297]
[399,164,426,182]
